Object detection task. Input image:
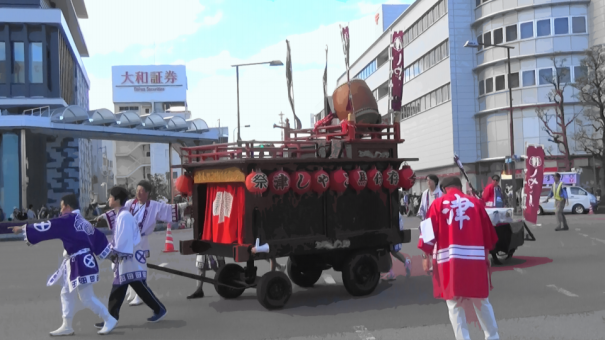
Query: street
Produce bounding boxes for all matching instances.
[1,214,604,340]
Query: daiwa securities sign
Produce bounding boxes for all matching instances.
[111,65,187,103]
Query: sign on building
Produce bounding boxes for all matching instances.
[112,65,187,103]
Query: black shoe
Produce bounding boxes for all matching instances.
[147,308,167,323]
[187,289,204,299]
[94,322,104,329]
[555,227,564,231]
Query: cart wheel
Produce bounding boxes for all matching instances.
[257,271,292,310]
[341,250,380,297]
[287,258,322,288]
[214,263,246,299]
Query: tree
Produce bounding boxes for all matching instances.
[535,57,581,171]
[572,46,605,199]
[145,173,171,202]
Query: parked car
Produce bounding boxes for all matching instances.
[537,186,597,215]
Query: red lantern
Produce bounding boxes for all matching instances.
[292,170,312,195]
[245,169,268,195]
[383,166,399,192]
[330,168,349,193]
[348,167,367,193]
[269,169,291,195]
[366,167,383,191]
[175,174,193,197]
[398,165,416,190]
[312,169,330,194]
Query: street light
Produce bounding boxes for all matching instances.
[465,40,519,213]
[233,125,251,143]
[232,60,283,145]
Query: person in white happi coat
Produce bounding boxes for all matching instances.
[98,180,189,306]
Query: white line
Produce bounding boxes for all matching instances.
[354,326,376,340]
[591,238,605,245]
[159,263,169,267]
[547,284,579,297]
[575,228,581,231]
[536,224,542,227]
[514,268,525,274]
[579,233,589,237]
[323,274,336,285]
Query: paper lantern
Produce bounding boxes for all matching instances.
[269,169,291,195]
[312,169,330,194]
[330,168,349,193]
[348,167,367,193]
[383,166,399,192]
[245,169,268,195]
[175,174,193,197]
[366,167,383,191]
[398,165,416,190]
[292,170,312,195]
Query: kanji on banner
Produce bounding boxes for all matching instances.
[523,145,545,224]
[391,31,404,112]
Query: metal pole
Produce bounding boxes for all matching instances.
[236,66,241,145]
[20,129,27,209]
[507,48,517,213]
[169,143,173,204]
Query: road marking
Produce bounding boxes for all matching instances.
[547,284,579,297]
[591,238,605,245]
[536,224,542,227]
[354,326,376,340]
[159,263,169,267]
[579,233,589,237]
[575,228,581,231]
[323,274,336,284]
[513,268,525,274]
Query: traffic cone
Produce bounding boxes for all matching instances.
[162,223,178,253]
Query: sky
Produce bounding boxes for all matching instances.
[80,0,413,142]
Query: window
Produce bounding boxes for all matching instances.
[356,60,377,80]
[493,28,503,45]
[118,106,138,111]
[539,68,553,85]
[403,1,447,47]
[574,66,588,81]
[486,78,494,93]
[443,84,450,101]
[506,25,518,42]
[173,171,178,179]
[520,22,533,39]
[476,0,481,7]
[537,19,551,37]
[12,42,25,83]
[509,72,520,88]
[145,108,150,113]
[430,91,436,106]
[479,80,485,95]
[495,75,505,91]
[572,17,586,33]
[522,70,536,86]
[484,32,492,46]
[403,40,449,82]
[29,42,43,83]
[557,67,571,83]
[554,18,569,35]
[477,35,483,51]
[0,42,5,83]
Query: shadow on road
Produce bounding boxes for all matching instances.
[491,256,554,273]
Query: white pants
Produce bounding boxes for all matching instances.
[446,297,499,340]
[60,283,110,321]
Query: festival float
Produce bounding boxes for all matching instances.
[149,27,418,310]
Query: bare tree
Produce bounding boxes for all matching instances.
[572,45,605,198]
[535,57,581,171]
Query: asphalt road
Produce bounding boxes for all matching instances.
[1,214,604,340]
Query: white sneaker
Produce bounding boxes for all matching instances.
[126,287,135,301]
[129,295,143,306]
[98,316,117,335]
[49,318,74,337]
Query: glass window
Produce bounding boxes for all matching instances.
[520,22,533,39]
[572,17,586,33]
[430,91,437,107]
[436,87,442,103]
[523,70,536,86]
[443,84,450,101]
[476,0,481,7]
[509,72,520,88]
[442,42,448,58]
[486,78,494,93]
[479,80,485,95]
[0,42,5,83]
[495,75,505,91]
[557,67,571,83]
[506,25,518,42]
[477,35,483,51]
[484,31,492,46]
[539,68,553,85]
[493,28,503,45]
[574,66,588,81]
[537,19,551,37]
[435,46,442,61]
[554,18,569,35]
[29,42,43,83]
[12,42,25,83]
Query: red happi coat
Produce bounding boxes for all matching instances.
[418,188,499,300]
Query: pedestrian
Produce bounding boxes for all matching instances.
[380,211,411,281]
[27,204,36,220]
[94,186,167,330]
[10,194,117,336]
[0,207,5,222]
[418,176,500,340]
[8,207,17,221]
[97,180,190,306]
[187,254,226,299]
[482,174,506,208]
[417,174,442,220]
[543,172,569,231]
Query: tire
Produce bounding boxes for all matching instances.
[341,250,380,297]
[287,258,322,288]
[572,204,585,214]
[214,263,246,299]
[256,271,292,310]
[537,206,544,215]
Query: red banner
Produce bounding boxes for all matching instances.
[391,31,404,112]
[523,145,545,224]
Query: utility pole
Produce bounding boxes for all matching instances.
[278,111,285,140]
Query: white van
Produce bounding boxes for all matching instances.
[537,186,597,215]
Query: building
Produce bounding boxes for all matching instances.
[336,0,604,194]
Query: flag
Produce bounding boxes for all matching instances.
[391,31,404,112]
[285,40,302,129]
[323,45,330,118]
[340,25,354,113]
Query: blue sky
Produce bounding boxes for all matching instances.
[81,0,413,141]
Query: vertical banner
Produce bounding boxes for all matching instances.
[523,145,545,224]
[391,31,404,112]
[285,40,302,129]
[339,25,354,113]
